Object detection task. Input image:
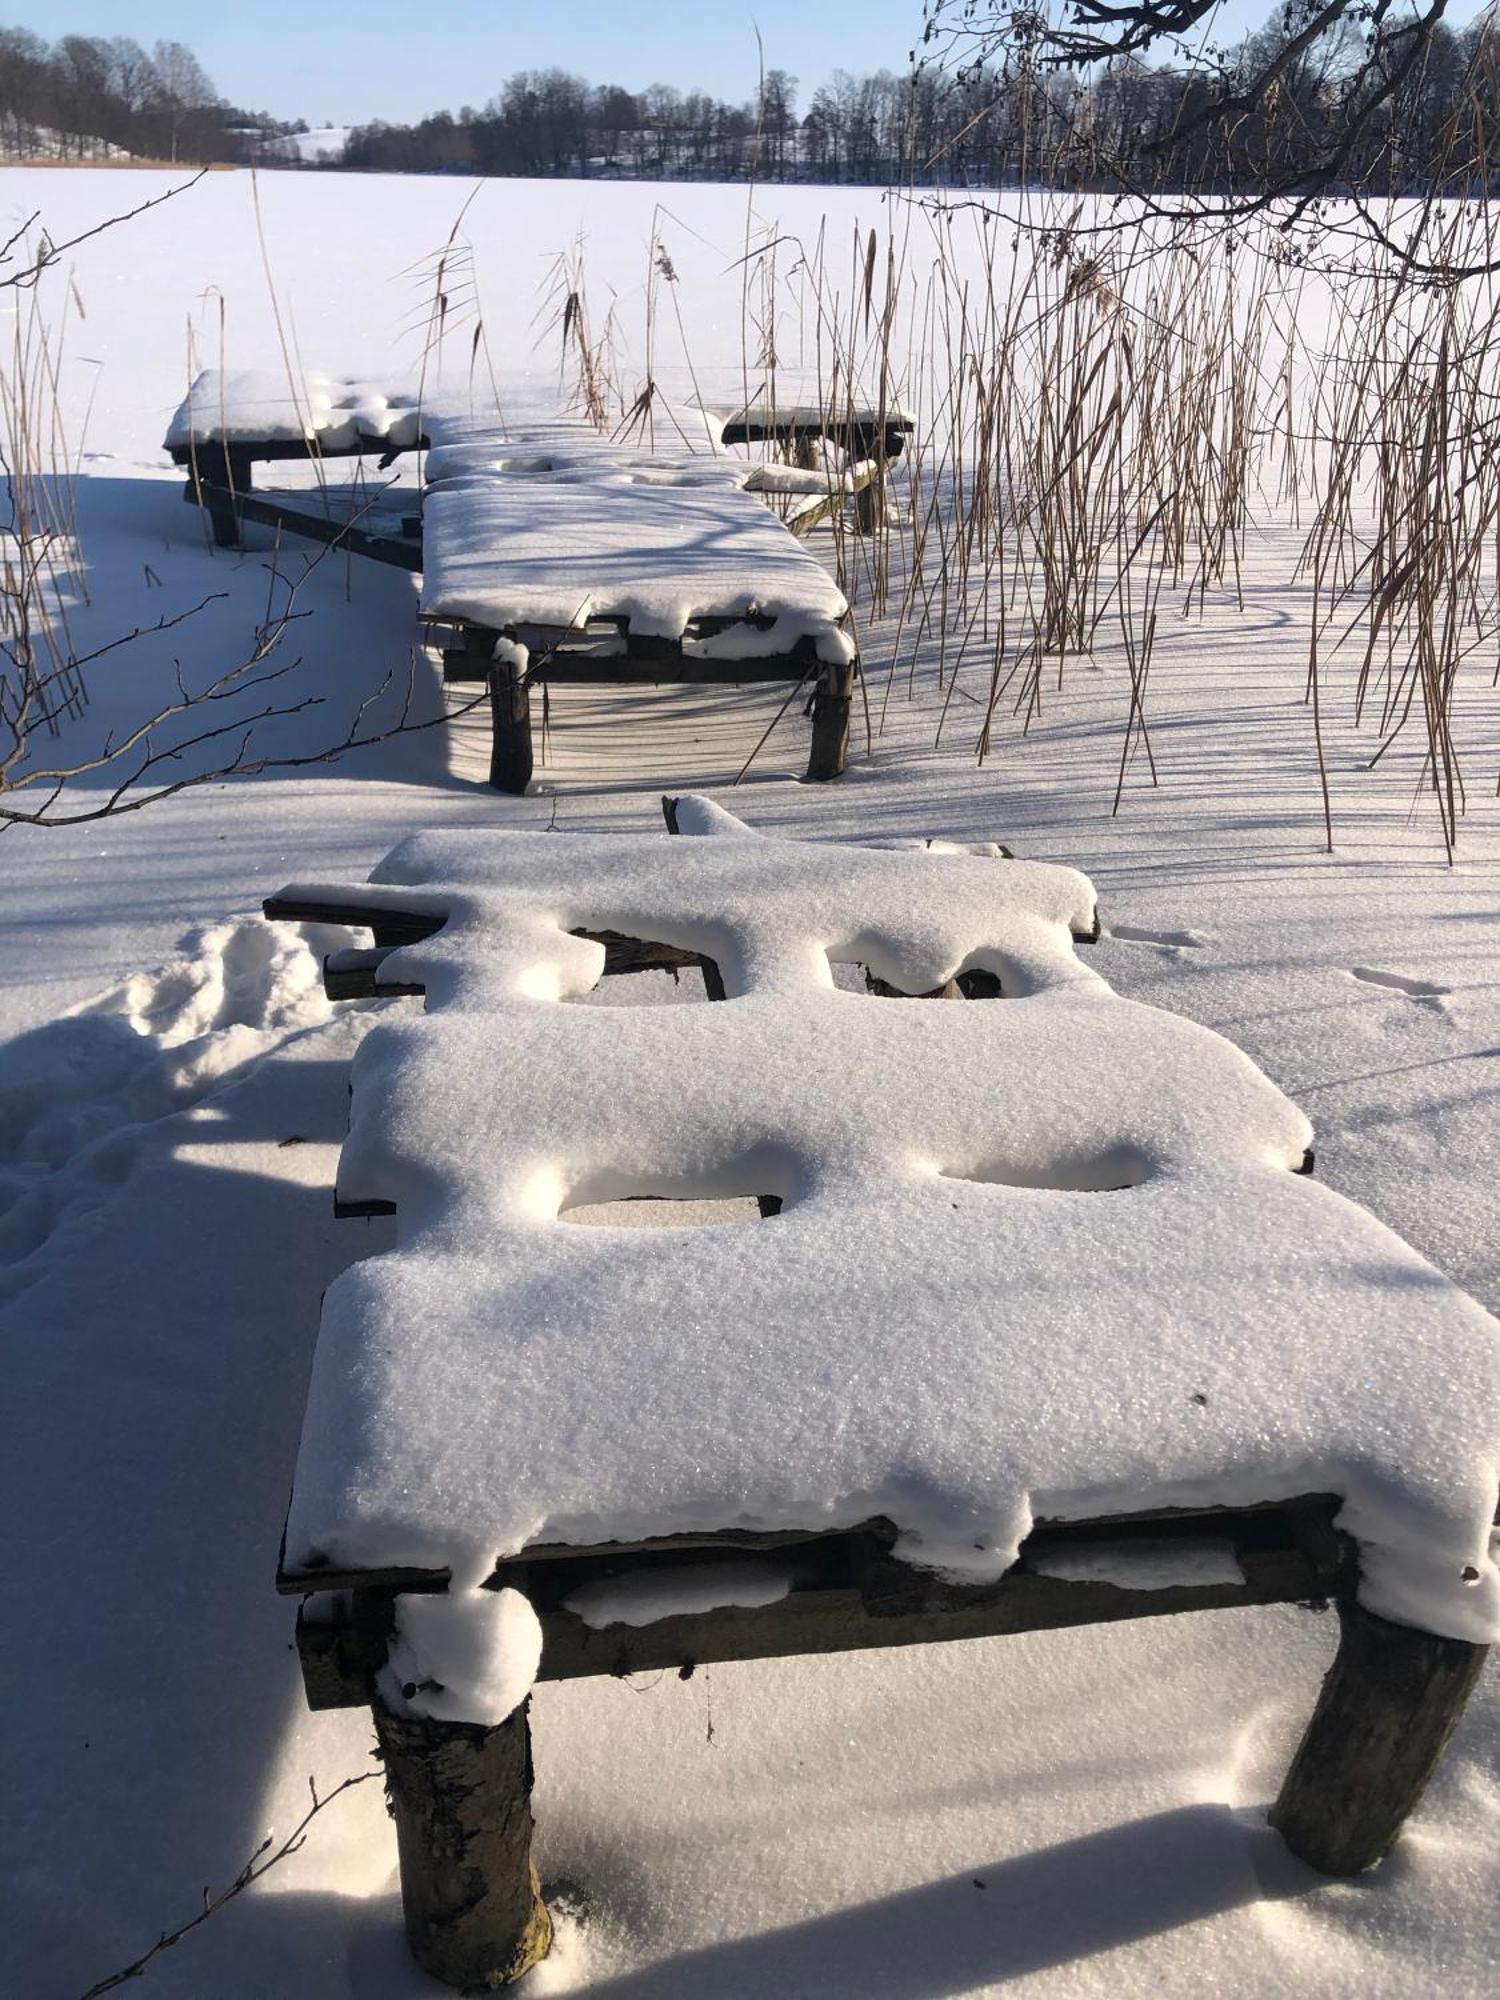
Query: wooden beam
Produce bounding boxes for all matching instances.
[170,431,428,468]
[529,657,817,686]
[528,1546,1328,1683]
[185,482,422,571]
[323,947,424,1000]
[262,894,445,949]
[290,1509,1340,1709]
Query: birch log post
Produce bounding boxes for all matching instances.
[374,1693,552,1990]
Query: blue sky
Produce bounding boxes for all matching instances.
[16,0,1340,125]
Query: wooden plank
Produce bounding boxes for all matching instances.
[786,458,886,539]
[529,1546,1328,1683]
[288,1505,1343,1707]
[280,1497,1341,1602]
[170,431,428,468]
[527,656,816,687]
[262,894,445,949]
[717,409,913,460]
[186,482,422,571]
[323,947,424,1000]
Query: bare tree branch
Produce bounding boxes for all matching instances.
[78,1770,379,1998]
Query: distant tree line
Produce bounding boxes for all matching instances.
[337,11,1500,194]
[0,27,301,163]
[7,6,1499,197]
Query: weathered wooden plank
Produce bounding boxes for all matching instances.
[170,431,428,468]
[717,409,913,460]
[374,1692,551,1989]
[323,947,425,1000]
[529,656,820,686]
[529,1546,1328,1683]
[185,481,423,570]
[1269,1598,1489,1873]
[281,1495,1346,1599]
[290,1512,1340,1708]
[262,894,446,948]
[578,929,704,977]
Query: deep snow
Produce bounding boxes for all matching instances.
[2,166,1499,1999]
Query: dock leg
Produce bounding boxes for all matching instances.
[854,456,887,535]
[1269,1598,1487,1874]
[444,624,499,685]
[487,654,534,794]
[191,443,253,550]
[374,1692,552,1991]
[806,657,855,781]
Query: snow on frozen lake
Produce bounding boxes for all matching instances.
[2,167,1500,1997]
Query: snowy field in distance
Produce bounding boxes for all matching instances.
[1,166,1499,1997]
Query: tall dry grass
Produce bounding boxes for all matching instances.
[596,182,1500,852]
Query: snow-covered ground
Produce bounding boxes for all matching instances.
[2,168,1499,1998]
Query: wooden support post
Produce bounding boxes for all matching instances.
[193,443,253,549]
[854,455,886,535]
[1269,1597,1487,1874]
[445,625,499,685]
[488,652,534,795]
[374,1692,552,1991]
[806,658,855,781]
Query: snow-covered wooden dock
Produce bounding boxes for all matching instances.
[164,373,916,789]
[269,795,1498,1991]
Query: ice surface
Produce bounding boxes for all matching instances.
[563,1560,795,1629]
[280,799,1500,1689]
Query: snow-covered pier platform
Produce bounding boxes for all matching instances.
[268,796,1499,1991]
[164,372,915,791]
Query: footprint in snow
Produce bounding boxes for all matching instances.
[1105,923,1209,953]
[1348,966,1452,1010]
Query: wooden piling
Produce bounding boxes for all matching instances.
[806,658,855,781]
[374,1692,552,1990]
[488,652,534,794]
[1270,1597,1487,1874]
[193,442,253,549]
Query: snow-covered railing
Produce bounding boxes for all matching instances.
[269,797,1498,1992]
